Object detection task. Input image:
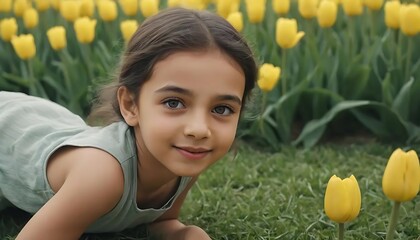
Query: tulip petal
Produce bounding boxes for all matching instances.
[346,175,361,221]
[383,149,408,201]
[325,175,351,223]
[402,150,420,201]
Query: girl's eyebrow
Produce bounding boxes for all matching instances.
[155,85,242,105]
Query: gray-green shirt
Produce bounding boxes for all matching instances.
[0,91,191,233]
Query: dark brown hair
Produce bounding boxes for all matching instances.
[88,7,257,125]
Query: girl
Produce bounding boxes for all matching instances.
[0,7,257,240]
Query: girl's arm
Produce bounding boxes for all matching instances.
[148,177,212,240]
[16,148,124,240]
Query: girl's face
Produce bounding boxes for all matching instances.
[125,50,245,177]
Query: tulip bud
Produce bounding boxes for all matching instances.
[364,0,383,11]
[11,34,36,60]
[384,1,400,29]
[342,0,363,16]
[167,0,180,7]
[257,63,281,92]
[217,0,232,18]
[245,0,266,24]
[226,12,243,32]
[0,18,18,42]
[98,0,118,21]
[382,148,420,202]
[47,26,67,51]
[35,0,50,11]
[120,20,138,42]
[0,0,12,12]
[13,0,29,17]
[276,18,305,49]
[50,0,60,10]
[324,175,361,223]
[23,8,39,29]
[119,0,138,16]
[298,0,317,19]
[272,0,290,15]
[60,0,81,22]
[80,0,95,17]
[317,0,337,28]
[140,0,159,18]
[399,4,420,36]
[74,17,97,44]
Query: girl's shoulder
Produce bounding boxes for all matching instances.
[47,146,125,200]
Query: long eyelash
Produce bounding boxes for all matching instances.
[161,97,183,104]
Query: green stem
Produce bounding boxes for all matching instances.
[281,49,287,95]
[386,201,401,240]
[369,10,376,42]
[259,92,267,134]
[404,37,413,83]
[338,223,344,240]
[347,17,355,59]
[80,43,94,81]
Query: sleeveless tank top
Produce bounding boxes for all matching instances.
[0,91,192,233]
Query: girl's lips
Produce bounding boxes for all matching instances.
[174,146,211,160]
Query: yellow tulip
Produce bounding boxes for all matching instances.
[60,0,81,22]
[23,8,39,29]
[119,0,138,16]
[179,0,207,10]
[226,11,243,32]
[0,18,18,42]
[11,34,36,60]
[216,0,232,18]
[276,18,305,49]
[257,63,281,92]
[167,0,181,7]
[317,0,337,28]
[364,0,383,11]
[342,0,363,16]
[74,17,97,44]
[98,0,117,21]
[0,0,12,12]
[399,4,420,36]
[35,0,50,11]
[382,148,420,202]
[120,20,138,42]
[298,0,317,19]
[384,1,400,29]
[245,0,266,24]
[50,0,60,10]
[324,175,361,223]
[230,0,240,13]
[140,0,159,18]
[13,0,29,17]
[272,0,290,15]
[47,26,67,51]
[80,0,95,17]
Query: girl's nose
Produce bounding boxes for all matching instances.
[183,113,211,139]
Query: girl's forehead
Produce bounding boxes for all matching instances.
[143,50,245,96]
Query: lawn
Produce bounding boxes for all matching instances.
[1,140,419,239]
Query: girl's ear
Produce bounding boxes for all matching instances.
[117,86,139,126]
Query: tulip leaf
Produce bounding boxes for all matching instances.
[381,73,394,107]
[351,102,409,142]
[293,100,371,148]
[343,65,370,100]
[392,78,414,120]
[1,73,30,88]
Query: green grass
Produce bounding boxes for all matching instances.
[1,141,419,239]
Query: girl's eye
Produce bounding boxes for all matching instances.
[213,106,233,116]
[164,99,184,109]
